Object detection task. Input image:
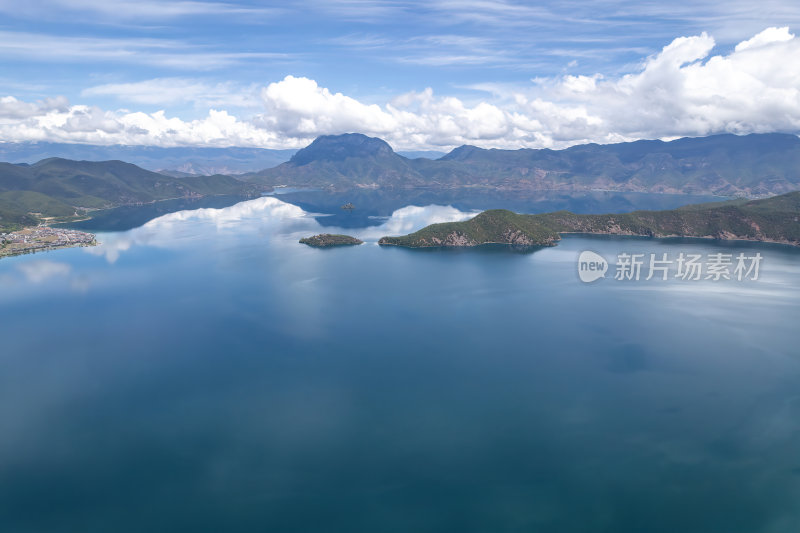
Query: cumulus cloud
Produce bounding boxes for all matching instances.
[257,76,397,137]
[0,96,69,120]
[2,27,800,150]
[734,25,794,51]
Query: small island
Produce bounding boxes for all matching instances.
[300,234,364,247]
[378,191,800,248]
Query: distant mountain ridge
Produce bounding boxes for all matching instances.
[248,132,800,197]
[0,157,257,230]
[0,141,445,176]
[0,142,298,175]
[3,132,800,231]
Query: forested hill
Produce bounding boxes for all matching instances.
[0,158,257,230]
[378,191,800,248]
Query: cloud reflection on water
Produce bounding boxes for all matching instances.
[17,260,72,283]
[86,196,479,263]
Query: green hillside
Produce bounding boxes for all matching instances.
[0,190,77,217]
[378,210,562,247]
[379,191,800,248]
[0,158,259,231]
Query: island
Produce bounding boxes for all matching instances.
[300,234,364,247]
[1,227,97,258]
[378,191,800,248]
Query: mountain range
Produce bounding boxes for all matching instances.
[0,142,446,175]
[2,132,800,231]
[0,143,299,176]
[247,132,800,197]
[0,158,257,230]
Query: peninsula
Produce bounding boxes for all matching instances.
[300,234,363,247]
[378,191,800,248]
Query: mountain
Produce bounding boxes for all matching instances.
[249,133,425,189]
[430,133,800,196]
[0,142,297,175]
[0,158,258,231]
[247,132,800,197]
[378,191,800,248]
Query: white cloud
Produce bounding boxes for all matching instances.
[2,28,800,150]
[0,96,69,119]
[734,26,794,51]
[257,76,397,137]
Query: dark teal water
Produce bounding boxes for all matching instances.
[2,195,799,533]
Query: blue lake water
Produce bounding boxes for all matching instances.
[2,193,800,533]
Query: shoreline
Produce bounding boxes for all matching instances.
[379,232,800,250]
[0,227,98,260]
[558,231,800,248]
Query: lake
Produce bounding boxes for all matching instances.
[1,192,799,533]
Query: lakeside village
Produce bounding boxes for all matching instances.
[0,226,97,258]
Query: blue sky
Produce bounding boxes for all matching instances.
[0,0,799,149]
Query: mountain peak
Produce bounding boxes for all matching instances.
[439,145,484,161]
[289,133,395,165]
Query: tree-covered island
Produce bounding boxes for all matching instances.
[300,234,364,247]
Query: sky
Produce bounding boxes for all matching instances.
[0,0,799,150]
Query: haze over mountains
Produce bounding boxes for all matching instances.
[0,142,446,175]
[248,132,800,197]
[2,131,800,231]
[0,143,298,176]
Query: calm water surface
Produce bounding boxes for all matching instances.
[1,193,799,533]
